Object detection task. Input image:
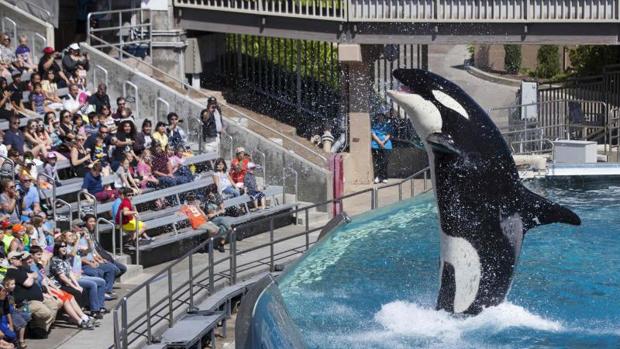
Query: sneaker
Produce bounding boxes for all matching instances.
[382,179,388,183]
[105,293,118,301]
[79,320,94,329]
[217,244,226,253]
[91,311,103,320]
[100,307,111,314]
[373,177,380,184]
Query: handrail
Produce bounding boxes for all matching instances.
[375,167,431,208]
[96,217,117,257]
[53,198,72,223]
[112,168,432,347]
[0,155,15,181]
[83,34,328,165]
[37,172,57,228]
[77,190,97,221]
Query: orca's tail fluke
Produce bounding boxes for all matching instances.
[518,186,581,232]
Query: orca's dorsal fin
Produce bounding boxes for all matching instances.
[519,186,581,232]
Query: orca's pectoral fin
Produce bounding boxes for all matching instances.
[519,187,581,231]
[426,133,462,156]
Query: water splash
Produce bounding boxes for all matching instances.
[375,301,563,343]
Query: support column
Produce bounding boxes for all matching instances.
[421,44,429,70]
[338,44,381,187]
[146,5,187,81]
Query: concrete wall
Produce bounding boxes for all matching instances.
[474,44,572,73]
[0,1,54,57]
[81,43,332,204]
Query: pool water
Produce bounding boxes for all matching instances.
[278,182,620,349]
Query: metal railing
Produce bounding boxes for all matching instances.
[82,34,328,165]
[174,0,620,22]
[86,8,153,62]
[374,167,432,208]
[112,168,432,348]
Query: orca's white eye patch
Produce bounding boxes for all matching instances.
[432,90,469,120]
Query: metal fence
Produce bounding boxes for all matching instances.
[217,34,342,138]
[491,99,610,155]
[111,167,432,348]
[175,0,620,22]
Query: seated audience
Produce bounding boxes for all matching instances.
[113,188,151,243]
[166,113,187,149]
[244,162,266,210]
[81,163,118,202]
[213,158,239,199]
[230,147,249,189]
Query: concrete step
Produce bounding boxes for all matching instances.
[114,254,131,265]
[119,264,144,284]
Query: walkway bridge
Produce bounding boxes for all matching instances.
[175,0,620,43]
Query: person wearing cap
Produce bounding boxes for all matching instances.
[5,250,61,338]
[167,112,188,149]
[230,146,250,188]
[200,98,222,152]
[62,43,89,81]
[244,162,266,210]
[371,106,393,184]
[38,47,69,87]
[3,224,25,255]
[43,151,61,187]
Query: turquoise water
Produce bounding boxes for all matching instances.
[278,181,620,349]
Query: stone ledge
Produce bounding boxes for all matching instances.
[465,64,523,87]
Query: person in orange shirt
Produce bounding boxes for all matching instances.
[229,147,249,189]
[179,194,226,252]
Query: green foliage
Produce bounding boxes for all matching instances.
[568,46,620,77]
[503,45,521,74]
[535,45,561,79]
[228,34,340,88]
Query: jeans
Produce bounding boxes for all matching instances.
[222,186,240,199]
[78,276,106,311]
[113,260,127,277]
[83,263,119,293]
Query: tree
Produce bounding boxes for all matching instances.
[503,45,521,74]
[569,46,620,77]
[536,45,561,79]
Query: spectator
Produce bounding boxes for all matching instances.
[371,108,392,184]
[136,149,158,189]
[5,224,26,254]
[42,152,61,188]
[62,43,89,77]
[110,120,136,171]
[28,246,95,329]
[230,147,249,188]
[114,154,140,194]
[73,113,86,137]
[0,85,12,120]
[167,113,187,149]
[3,115,24,155]
[84,125,112,165]
[212,158,239,199]
[81,214,126,279]
[23,119,48,158]
[77,229,118,300]
[7,72,25,115]
[63,83,87,116]
[14,35,34,71]
[38,47,69,87]
[133,119,152,154]
[152,142,192,187]
[29,82,48,115]
[40,69,61,104]
[111,97,126,121]
[244,162,266,210]
[29,216,51,255]
[0,34,15,66]
[0,180,18,224]
[57,109,76,143]
[49,242,106,319]
[179,195,226,252]
[81,163,118,202]
[0,131,6,162]
[43,112,63,152]
[70,134,92,177]
[84,112,99,136]
[87,83,110,113]
[113,188,151,243]
[201,97,222,153]
[5,250,61,339]
[17,174,41,222]
[152,122,168,149]
[1,276,29,348]
[100,105,116,133]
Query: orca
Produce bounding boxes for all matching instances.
[387,69,581,315]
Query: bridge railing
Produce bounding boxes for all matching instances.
[174,0,620,22]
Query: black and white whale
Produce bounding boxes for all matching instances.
[387,69,581,316]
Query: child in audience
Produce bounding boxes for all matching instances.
[2,277,29,349]
[243,162,266,210]
[114,155,140,194]
[113,188,151,243]
[29,82,48,115]
[212,158,239,199]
